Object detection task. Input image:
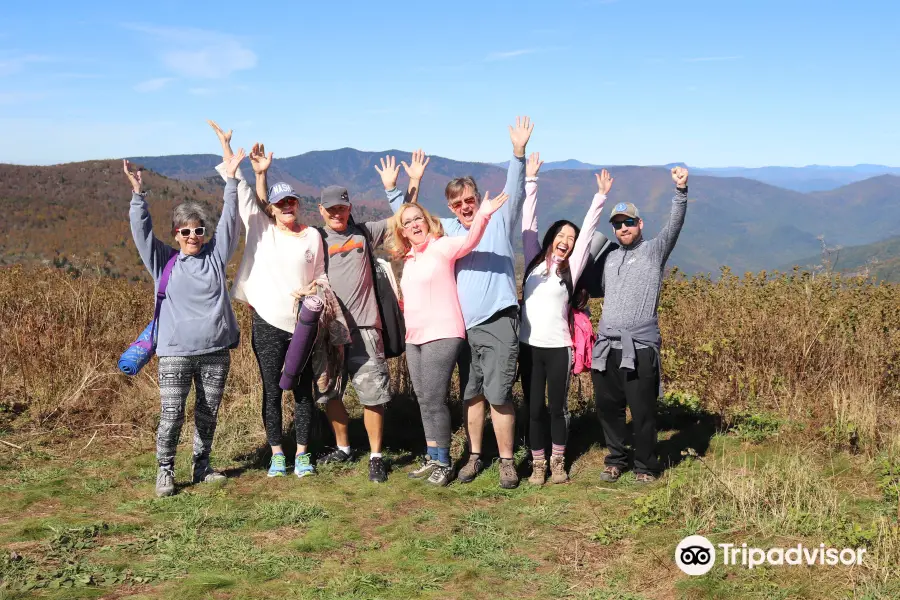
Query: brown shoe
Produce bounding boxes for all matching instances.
[635,472,658,484]
[457,454,483,484]
[599,465,622,483]
[499,458,519,489]
[549,455,568,484]
[528,459,547,486]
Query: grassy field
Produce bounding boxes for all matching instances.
[1,265,899,598]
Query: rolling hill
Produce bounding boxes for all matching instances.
[780,234,900,282]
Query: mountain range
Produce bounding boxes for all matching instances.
[2,149,898,281]
[517,159,900,193]
[127,149,900,277]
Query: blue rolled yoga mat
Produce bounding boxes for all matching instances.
[279,295,325,390]
[118,321,155,376]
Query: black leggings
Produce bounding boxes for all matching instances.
[251,309,314,447]
[519,343,571,452]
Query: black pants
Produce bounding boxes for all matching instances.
[591,347,660,475]
[520,343,571,452]
[251,310,314,447]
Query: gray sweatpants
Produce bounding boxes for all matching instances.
[157,350,230,468]
[406,338,465,448]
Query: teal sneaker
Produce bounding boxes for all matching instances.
[268,453,287,477]
[294,453,315,478]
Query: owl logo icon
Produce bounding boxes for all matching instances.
[304,249,313,263]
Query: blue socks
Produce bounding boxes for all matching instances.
[436,447,451,466]
[426,447,439,461]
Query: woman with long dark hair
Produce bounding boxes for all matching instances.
[519,153,611,484]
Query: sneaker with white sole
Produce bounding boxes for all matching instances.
[425,464,453,487]
[408,457,437,480]
[156,466,175,497]
[294,453,315,478]
[267,453,287,477]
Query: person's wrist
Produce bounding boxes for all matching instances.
[513,146,526,158]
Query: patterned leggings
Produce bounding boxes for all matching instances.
[156,350,231,467]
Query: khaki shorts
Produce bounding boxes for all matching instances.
[339,327,391,407]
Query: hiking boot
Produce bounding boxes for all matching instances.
[368,456,387,483]
[457,454,483,484]
[267,453,287,477]
[635,472,658,484]
[408,457,437,480]
[528,459,547,486]
[294,453,315,478]
[192,456,226,484]
[155,466,175,497]
[425,463,453,487]
[599,465,622,483]
[317,448,353,466]
[498,458,519,489]
[549,455,569,484]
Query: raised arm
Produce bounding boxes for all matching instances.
[249,142,272,206]
[125,160,173,280]
[213,149,246,264]
[649,166,689,264]
[402,149,429,205]
[441,191,510,260]
[570,169,612,284]
[522,152,543,266]
[502,116,534,238]
[209,120,259,227]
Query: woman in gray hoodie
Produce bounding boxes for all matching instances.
[125,152,244,497]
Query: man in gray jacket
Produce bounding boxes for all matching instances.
[591,166,689,484]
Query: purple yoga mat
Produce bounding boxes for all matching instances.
[279,295,325,390]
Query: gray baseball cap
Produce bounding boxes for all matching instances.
[609,201,641,222]
[320,185,351,208]
[267,182,300,205]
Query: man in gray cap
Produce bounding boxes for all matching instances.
[592,166,689,484]
[314,184,394,483]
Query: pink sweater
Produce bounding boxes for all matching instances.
[400,203,492,345]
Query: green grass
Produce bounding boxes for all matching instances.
[1,435,898,599]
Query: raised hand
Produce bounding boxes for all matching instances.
[123,159,143,194]
[509,115,534,157]
[249,142,273,174]
[207,119,232,146]
[401,148,430,181]
[671,166,689,189]
[225,148,246,179]
[595,169,614,195]
[374,155,400,191]
[526,152,543,177]
[482,191,510,215]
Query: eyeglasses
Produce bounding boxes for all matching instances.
[449,196,478,211]
[612,218,638,230]
[177,227,206,237]
[402,216,426,229]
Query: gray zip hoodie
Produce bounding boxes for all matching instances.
[129,179,241,356]
[598,188,688,350]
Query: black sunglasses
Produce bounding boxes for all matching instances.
[177,227,206,237]
[612,218,638,230]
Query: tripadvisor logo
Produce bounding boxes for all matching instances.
[675,535,867,575]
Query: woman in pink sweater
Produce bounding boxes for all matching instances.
[386,192,508,486]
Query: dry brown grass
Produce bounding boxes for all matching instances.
[1,264,898,455]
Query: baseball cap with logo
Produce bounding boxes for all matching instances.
[320,185,351,209]
[609,201,641,222]
[268,182,300,205]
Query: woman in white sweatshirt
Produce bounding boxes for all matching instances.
[519,153,611,485]
[209,121,324,480]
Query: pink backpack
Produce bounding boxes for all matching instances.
[570,309,595,374]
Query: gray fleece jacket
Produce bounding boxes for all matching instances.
[595,188,688,355]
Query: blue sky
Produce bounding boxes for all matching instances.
[1,0,898,167]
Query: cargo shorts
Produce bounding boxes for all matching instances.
[457,306,520,406]
[339,326,391,407]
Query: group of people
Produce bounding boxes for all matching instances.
[124,117,689,498]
